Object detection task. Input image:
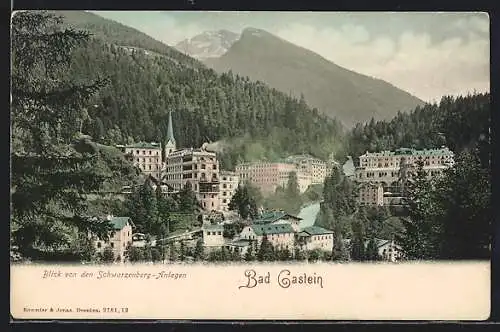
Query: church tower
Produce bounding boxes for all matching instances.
[164,110,176,159]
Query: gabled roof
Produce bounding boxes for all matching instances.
[253,211,302,224]
[250,223,295,235]
[300,226,334,236]
[110,217,134,230]
[203,224,224,231]
[124,142,161,149]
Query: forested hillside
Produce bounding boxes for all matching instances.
[56,11,347,169]
[346,93,490,167]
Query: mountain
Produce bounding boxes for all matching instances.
[204,27,425,128]
[48,11,347,168]
[175,30,240,60]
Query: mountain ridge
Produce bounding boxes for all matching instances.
[202,27,425,127]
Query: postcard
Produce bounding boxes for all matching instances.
[10,10,491,321]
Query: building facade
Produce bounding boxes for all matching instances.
[118,142,163,180]
[354,147,454,206]
[202,224,225,248]
[219,171,240,213]
[239,223,296,251]
[236,161,306,194]
[297,226,334,252]
[94,216,134,262]
[357,182,384,206]
[164,146,220,211]
[286,154,329,185]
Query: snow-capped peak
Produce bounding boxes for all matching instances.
[175,29,241,60]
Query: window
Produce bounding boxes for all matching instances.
[213,165,217,170]
[149,150,152,155]
[217,231,222,235]
[97,242,102,249]
[201,164,206,169]
[110,242,114,248]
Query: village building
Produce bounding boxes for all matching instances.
[253,211,302,232]
[94,216,134,262]
[297,226,334,252]
[373,239,403,262]
[202,224,225,249]
[239,223,296,251]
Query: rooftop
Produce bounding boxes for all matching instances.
[300,225,334,236]
[250,223,295,235]
[253,211,302,224]
[109,217,133,230]
[361,147,454,158]
[122,142,161,149]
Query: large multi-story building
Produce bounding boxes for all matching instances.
[164,145,220,212]
[354,147,454,206]
[219,171,239,213]
[117,142,163,180]
[117,111,178,181]
[357,182,384,206]
[236,161,312,194]
[285,154,329,184]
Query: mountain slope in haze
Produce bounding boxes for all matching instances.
[51,10,203,68]
[205,28,425,127]
[175,30,240,60]
[49,10,348,168]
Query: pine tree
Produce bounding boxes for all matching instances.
[193,238,205,261]
[178,182,198,213]
[11,11,113,260]
[331,223,349,261]
[398,159,440,259]
[101,246,115,263]
[244,241,256,261]
[257,235,274,261]
[366,238,381,261]
[435,149,491,259]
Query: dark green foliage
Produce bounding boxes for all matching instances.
[101,246,115,263]
[49,12,348,164]
[150,247,162,262]
[347,94,490,167]
[11,11,115,260]
[436,149,490,259]
[125,179,158,234]
[125,245,144,262]
[228,183,259,220]
[257,236,275,262]
[178,182,198,213]
[244,241,257,261]
[366,238,381,261]
[193,238,205,261]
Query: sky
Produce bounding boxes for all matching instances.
[92,11,490,103]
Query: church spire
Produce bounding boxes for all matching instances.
[166,110,175,144]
